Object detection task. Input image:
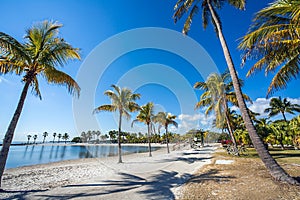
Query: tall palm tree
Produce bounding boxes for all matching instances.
[0,20,80,187]
[195,72,251,148]
[58,133,62,143]
[42,131,48,143]
[132,102,155,157]
[173,0,299,184]
[239,0,300,96]
[153,112,178,153]
[53,132,57,143]
[27,134,31,144]
[264,97,300,122]
[33,134,38,144]
[93,84,140,163]
[62,133,69,144]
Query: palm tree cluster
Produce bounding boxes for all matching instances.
[94,84,178,162]
[80,130,103,143]
[25,132,70,144]
[174,0,300,185]
[0,0,299,188]
[228,97,300,150]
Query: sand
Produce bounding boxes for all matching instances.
[1,143,218,199]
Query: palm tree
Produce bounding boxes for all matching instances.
[153,112,178,153]
[290,115,300,149]
[53,132,57,143]
[33,134,38,144]
[264,97,300,122]
[26,134,31,144]
[194,72,251,149]
[93,84,140,163]
[0,20,80,187]
[96,131,101,142]
[269,120,288,150]
[58,133,62,143]
[42,132,48,143]
[173,0,299,184]
[62,133,69,144]
[239,0,300,96]
[132,102,155,157]
[108,130,117,143]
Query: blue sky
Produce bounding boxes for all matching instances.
[0,0,299,142]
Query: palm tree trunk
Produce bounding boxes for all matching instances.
[147,123,152,157]
[223,100,238,149]
[281,111,287,122]
[207,0,299,185]
[118,111,122,163]
[166,125,170,154]
[0,81,30,188]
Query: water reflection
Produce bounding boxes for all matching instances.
[60,145,66,158]
[23,145,29,158]
[7,145,159,169]
[49,145,54,159]
[39,145,45,161]
[29,145,35,159]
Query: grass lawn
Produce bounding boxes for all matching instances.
[178,146,300,200]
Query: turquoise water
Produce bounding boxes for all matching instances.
[6,144,158,169]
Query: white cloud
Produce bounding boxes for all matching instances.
[237,97,300,119]
[177,113,215,134]
[247,98,270,117]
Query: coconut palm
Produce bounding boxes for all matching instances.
[290,115,300,149]
[33,134,38,144]
[239,0,300,96]
[62,133,69,144]
[42,132,48,143]
[93,84,140,163]
[0,20,80,187]
[153,112,178,153]
[173,0,299,184]
[264,97,300,122]
[53,132,57,143]
[58,133,62,143]
[26,134,31,144]
[195,72,251,149]
[96,131,101,142]
[132,102,155,157]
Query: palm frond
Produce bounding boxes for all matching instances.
[93,105,117,114]
[43,66,80,97]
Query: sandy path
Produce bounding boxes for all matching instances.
[1,144,218,200]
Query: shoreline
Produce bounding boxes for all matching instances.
[1,143,218,199]
[5,143,168,170]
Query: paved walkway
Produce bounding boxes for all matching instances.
[22,144,217,200]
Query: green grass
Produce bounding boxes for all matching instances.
[217,147,300,165]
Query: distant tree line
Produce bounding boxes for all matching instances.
[26,132,70,144]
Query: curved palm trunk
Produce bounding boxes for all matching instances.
[118,111,123,163]
[147,123,152,157]
[0,81,30,188]
[165,125,170,154]
[207,0,299,185]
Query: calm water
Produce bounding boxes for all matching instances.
[6,144,159,169]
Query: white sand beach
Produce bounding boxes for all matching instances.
[1,143,218,200]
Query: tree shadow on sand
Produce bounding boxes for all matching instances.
[188,169,236,183]
[0,189,47,200]
[33,171,191,199]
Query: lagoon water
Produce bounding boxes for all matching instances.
[6,144,158,169]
